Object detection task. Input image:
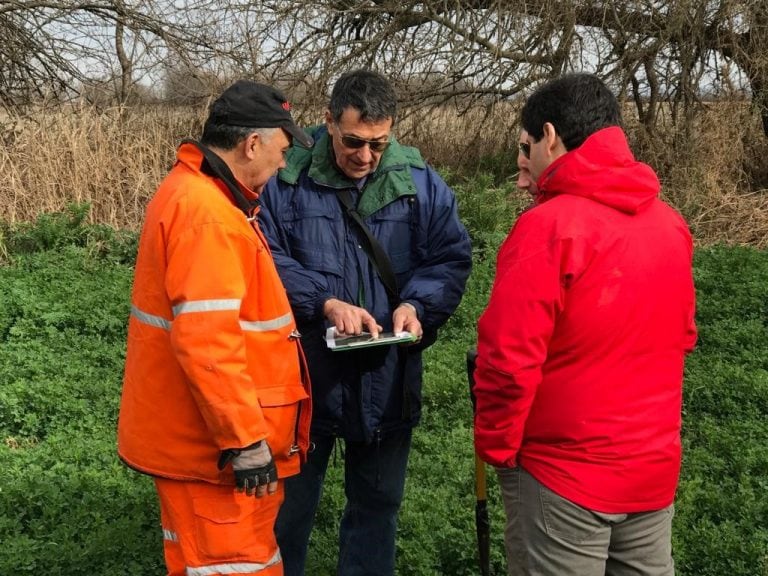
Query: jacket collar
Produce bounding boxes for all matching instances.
[177,140,260,218]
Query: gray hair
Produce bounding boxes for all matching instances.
[200,124,280,150]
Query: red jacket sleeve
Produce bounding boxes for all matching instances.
[473,210,595,467]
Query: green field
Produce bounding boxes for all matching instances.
[0,205,766,575]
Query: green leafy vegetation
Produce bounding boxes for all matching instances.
[0,204,765,575]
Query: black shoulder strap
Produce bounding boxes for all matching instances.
[336,188,399,304]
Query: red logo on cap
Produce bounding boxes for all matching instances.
[282,101,291,111]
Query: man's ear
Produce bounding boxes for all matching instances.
[243,131,261,160]
[542,122,567,158]
[324,109,333,130]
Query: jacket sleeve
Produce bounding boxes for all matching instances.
[473,210,593,467]
[258,178,335,322]
[399,166,472,331]
[165,219,268,451]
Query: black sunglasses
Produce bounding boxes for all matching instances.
[340,134,390,153]
[518,141,531,159]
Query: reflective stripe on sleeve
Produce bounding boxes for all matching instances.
[162,528,178,542]
[173,299,241,317]
[239,312,293,332]
[131,304,291,333]
[186,550,281,575]
[131,305,172,330]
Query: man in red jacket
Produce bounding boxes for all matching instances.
[474,73,697,575]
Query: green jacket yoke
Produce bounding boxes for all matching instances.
[277,125,425,218]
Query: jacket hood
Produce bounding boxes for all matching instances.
[536,126,660,214]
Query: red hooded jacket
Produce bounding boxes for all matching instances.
[474,127,697,513]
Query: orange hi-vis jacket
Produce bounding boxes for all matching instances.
[118,142,311,484]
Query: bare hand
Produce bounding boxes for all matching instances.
[323,298,382,337]
[392,302,422,341]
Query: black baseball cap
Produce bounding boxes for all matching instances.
[208,80,313,148]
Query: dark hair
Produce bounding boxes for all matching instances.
[520,73,622,151]
[329,69,397,124]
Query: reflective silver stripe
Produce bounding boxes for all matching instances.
[173,299,241,317]
[131,305,172,330]
[162,528,178,542]
[131,304,291,333]
[239,312,293,332]
[186,549,281,576]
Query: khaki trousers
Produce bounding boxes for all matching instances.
[496,466,675,576]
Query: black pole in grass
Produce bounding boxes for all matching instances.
[467,347,491,576]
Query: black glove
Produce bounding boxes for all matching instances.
[217,440,278,497]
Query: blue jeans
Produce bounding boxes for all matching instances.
[275,429,412,576]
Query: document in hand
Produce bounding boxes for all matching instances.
[325,327,417,351]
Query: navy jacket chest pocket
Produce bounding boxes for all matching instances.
[285,203,344,276]
[369,198,416,275]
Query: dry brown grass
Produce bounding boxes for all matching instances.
[402,100,768,247]
[1,100,767,246]
[0,103,204,229]
[399,103,520,169]
[625,100,768,247]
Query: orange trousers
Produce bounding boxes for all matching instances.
[154,477,284,576]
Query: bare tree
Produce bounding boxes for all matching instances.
[1,0,765,137]
[248,0,768,137]
[0,0,230,109]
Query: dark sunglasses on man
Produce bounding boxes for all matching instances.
[340,134,390,153]
[518,141,531,159]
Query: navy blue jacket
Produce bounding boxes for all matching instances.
[259,126,472,442]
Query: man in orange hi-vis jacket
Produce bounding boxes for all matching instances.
[118,80,313,576]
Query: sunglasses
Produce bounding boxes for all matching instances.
[518,141,531,159]
[340,134,390,153]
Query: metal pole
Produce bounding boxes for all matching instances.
[467,348,490,576]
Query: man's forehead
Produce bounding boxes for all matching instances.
[337,108,392,126]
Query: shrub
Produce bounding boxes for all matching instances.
[0,208,765,575]
[673,246,768,576]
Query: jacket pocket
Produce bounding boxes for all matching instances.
[287,210,343,275]
[192,493,280,561]
[539,482,605,544]
[258,385,308,461]
[291,244,344,276]
[370,210,413,276]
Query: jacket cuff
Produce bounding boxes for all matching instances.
[316,293,336,320]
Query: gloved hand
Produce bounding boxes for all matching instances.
[217,440,278,497]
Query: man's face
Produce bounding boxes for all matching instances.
[247,129,291,193]
[524,122,565,182]
[517,129,538,197]
[326,107,393,180]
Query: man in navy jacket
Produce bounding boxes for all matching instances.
[259,69,472,576]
